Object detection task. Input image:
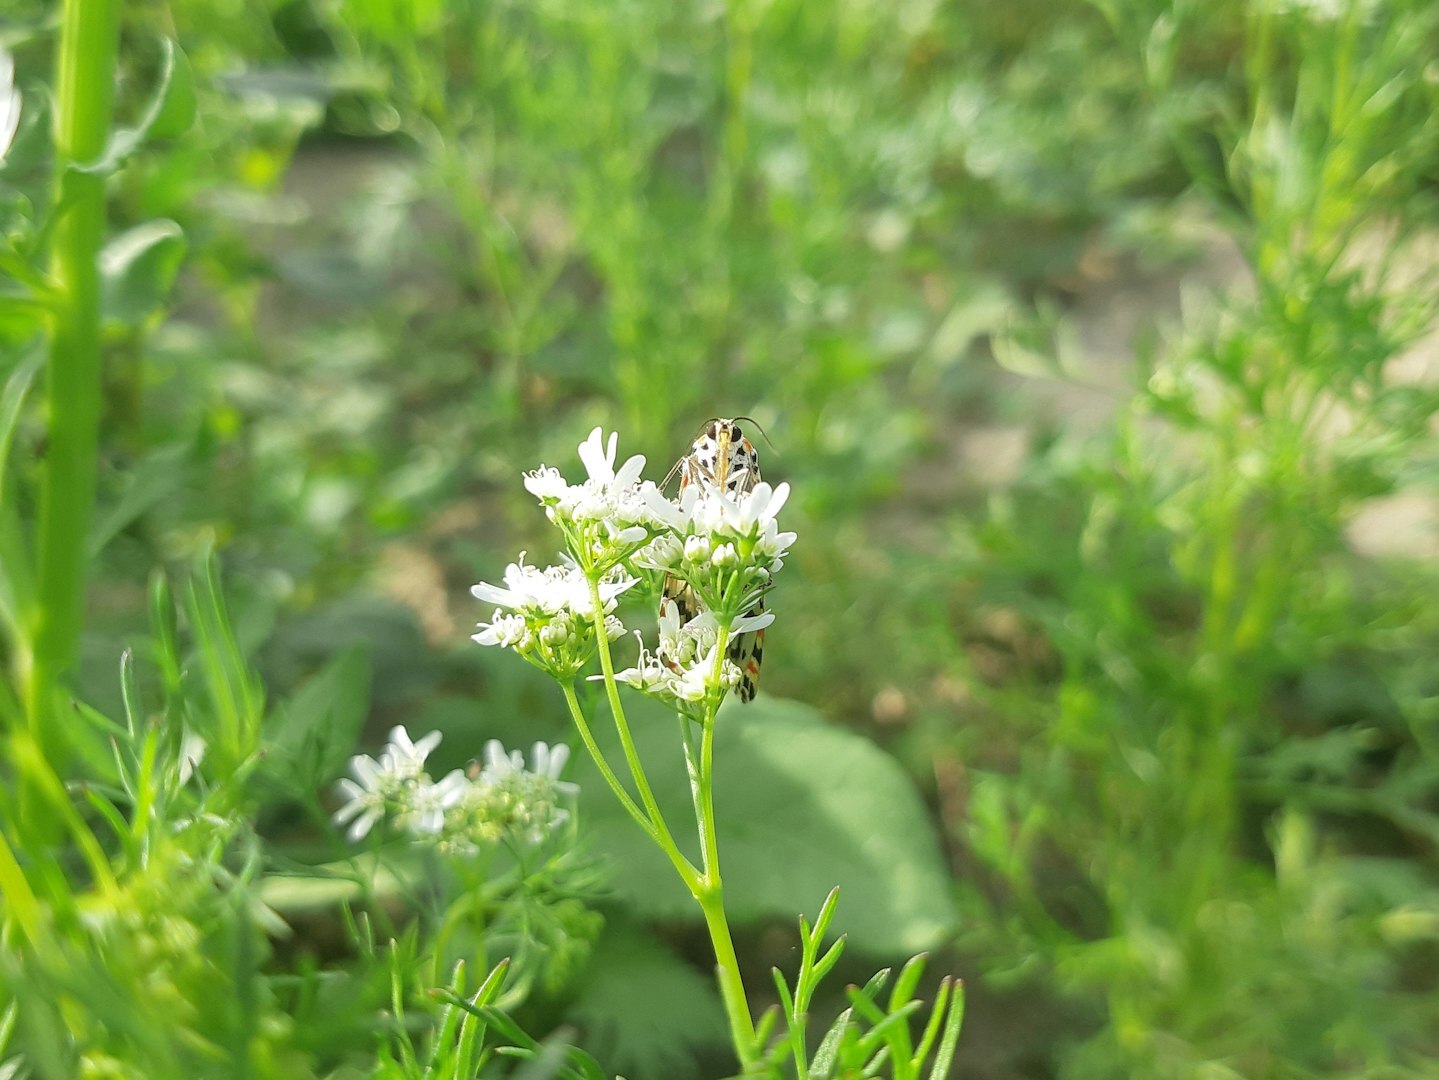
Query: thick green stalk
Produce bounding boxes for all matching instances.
[27,0,121,748]
[698,883,759,1071]
[586,587,757,1068]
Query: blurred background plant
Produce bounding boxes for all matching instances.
[2,0,1438,1074]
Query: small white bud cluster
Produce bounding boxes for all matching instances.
[636,480,795,625]
[470,555,632,677]
[522,428,676,575]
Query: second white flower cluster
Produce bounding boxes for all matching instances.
[333,726,577,850]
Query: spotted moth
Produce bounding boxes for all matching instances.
[662,418,767,702]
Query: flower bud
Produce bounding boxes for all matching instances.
[711,542,738,568]
[684,535,712,563]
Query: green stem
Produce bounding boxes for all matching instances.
[696,625,730,877]
[560,681,656,844]
[27,0,122,752]
[587,578,699,889]
[585,585,757,1068]
[698,883,760,1071]
[690,623,758,1069]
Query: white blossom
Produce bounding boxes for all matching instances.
[398,776,452,836]
[694,482,794,545]
[0,51,20,165]
[475,739,579,842]
[332,774,386,841]
[606,607,769,705]
[639,482,697,532]
[333,728,579,849]
[471,555,633,625]
[472,553,635,618]
[523,466,570,502]
[472,612,531,648]
[577,427,645,490]
[471,555,637,674]
[380,725,442,779]
[331,726,444,840]
[633,533,683,571]
[523,428,658,535]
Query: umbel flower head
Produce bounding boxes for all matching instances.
[474,423,795,709]
[637,480,796,623]
[523,428,675,574]
[332,726,577,850]
[471,555,632,677]
[608,607,775,704]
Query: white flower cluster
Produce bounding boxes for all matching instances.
[471,554,631,676]
[474,425,796,709]
[611,607,774,702]
[524,428,676,573]
[332,726,577,849]
[635,480,795,624]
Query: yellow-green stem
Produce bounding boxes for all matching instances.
[27,0,121,755]
[696,624,730,876]
[560,681,657,845]
[699,884,759,1070]
[586,585,756,1067]
[586,579,699,889]
[691,621,758,1068]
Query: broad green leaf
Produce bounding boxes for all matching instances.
[74,39,195,176]
[100,219,186,325]
[575,697,957,953]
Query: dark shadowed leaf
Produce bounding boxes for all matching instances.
[567,921,727,1079]
[263,645,372,794]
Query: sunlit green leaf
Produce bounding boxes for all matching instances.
[99,219,186,325]
[576,697,957,953]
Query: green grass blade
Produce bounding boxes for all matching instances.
[924,981,964,1080]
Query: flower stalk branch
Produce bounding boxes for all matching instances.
[470,426,795,1073]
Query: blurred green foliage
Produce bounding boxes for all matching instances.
[2,0,1439,1075]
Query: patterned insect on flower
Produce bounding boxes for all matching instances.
[661,417,768,702]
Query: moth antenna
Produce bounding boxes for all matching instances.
[729,415,774,450]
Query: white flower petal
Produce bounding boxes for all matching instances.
[733,610,775,633]
[577,427,618,484]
